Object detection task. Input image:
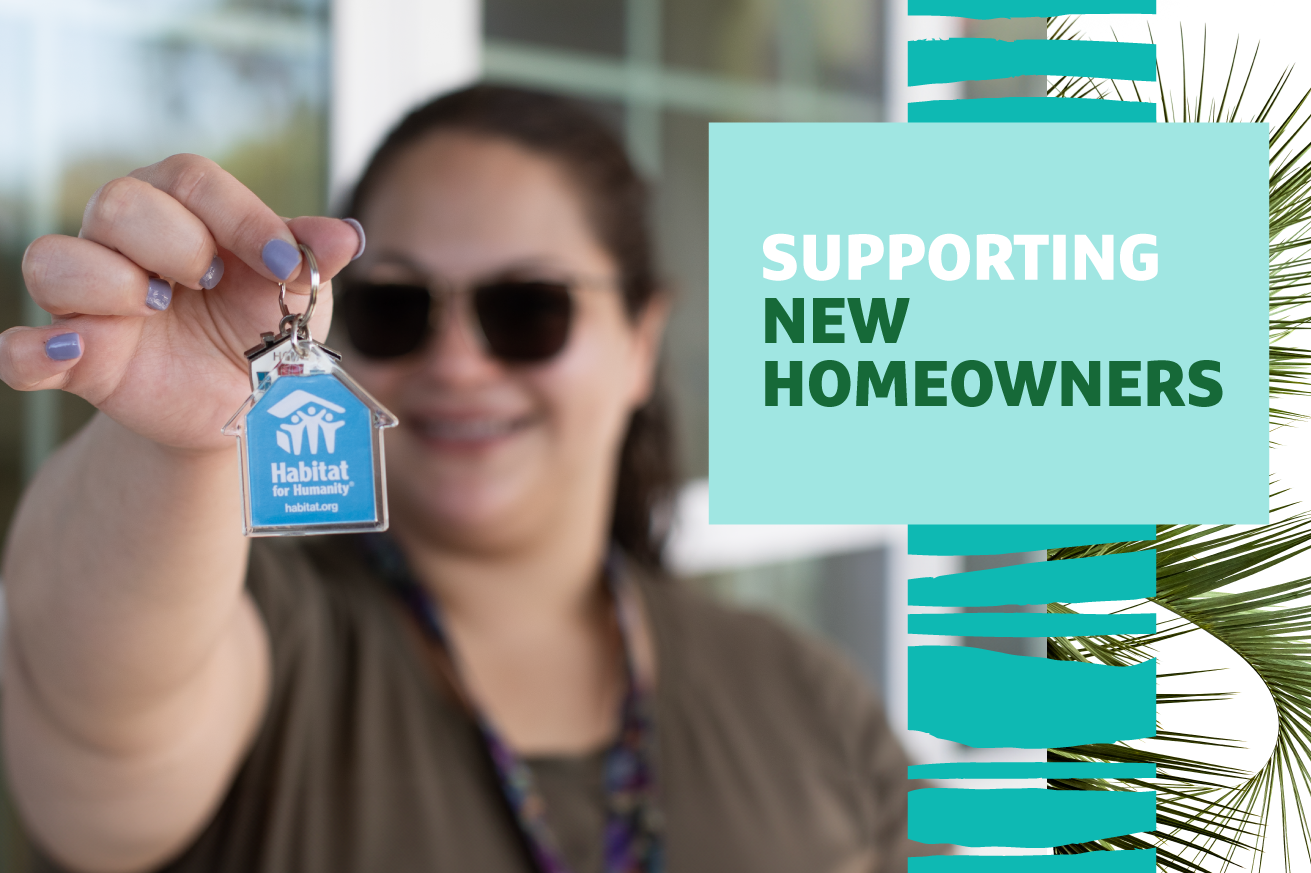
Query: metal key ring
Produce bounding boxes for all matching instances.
[276,242,320,333]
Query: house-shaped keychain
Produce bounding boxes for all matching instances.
[222,245,398,536]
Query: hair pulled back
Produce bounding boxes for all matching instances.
[345,84,675,570]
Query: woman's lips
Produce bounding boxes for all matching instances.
[404,413,537,447]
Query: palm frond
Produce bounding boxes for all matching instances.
[1050,521,1311,872]
[1045,20,1311,873]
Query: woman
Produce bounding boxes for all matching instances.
[0,86,911,873]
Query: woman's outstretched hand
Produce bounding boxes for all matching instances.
[0,154,362,452]
[0,156,362,871]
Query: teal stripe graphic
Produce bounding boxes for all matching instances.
[910,762,1157,779]
[909,612,1155,637]
[910,550,1156,605]
[909,0,1155,17]
[909,525,1156,555]
[910,849,1157,871]
[910,647,1155,747]
[910,788,1156,847]
[904,4,1161,853]
[909,98,1156,123]
[909,39,1155,85]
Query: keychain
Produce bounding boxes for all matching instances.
[223,243,398,536]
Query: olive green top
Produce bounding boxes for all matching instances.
[38,536,914,873]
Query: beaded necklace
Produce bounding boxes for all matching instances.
[362,535,663,873]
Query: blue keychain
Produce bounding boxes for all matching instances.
[223,244,397,536]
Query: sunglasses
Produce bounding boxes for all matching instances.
[336,277,576,362]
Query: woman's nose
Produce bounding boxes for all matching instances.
[420,292,503,383]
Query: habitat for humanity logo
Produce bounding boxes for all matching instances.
[267,389,346,455]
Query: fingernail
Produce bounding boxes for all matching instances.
[199,255,224,290]
[146,278,172,311]
[343,218,367,260]
[45,332,82,361]
[262,238,300,281]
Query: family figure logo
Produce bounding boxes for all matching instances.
[266,389,347,456]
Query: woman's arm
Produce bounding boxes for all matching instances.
[0,155,360,872]
[2,418,264,873]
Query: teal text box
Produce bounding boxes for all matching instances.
[708,124,1268,524]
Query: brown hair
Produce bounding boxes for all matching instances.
[344,84,675,570]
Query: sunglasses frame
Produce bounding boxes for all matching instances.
[335,271,617,364]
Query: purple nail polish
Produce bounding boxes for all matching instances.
[262,238,300,281]
[146,278,172,311]
[199,255,224,290]
[45,332,82,361]
[343,218,367,260]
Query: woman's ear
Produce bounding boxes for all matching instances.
[626,290,672,408]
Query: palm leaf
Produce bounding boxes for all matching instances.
[1045,19,1311,873]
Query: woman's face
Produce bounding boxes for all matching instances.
[342,132,665,553]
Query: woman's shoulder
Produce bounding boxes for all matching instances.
[636,566,911,863]
[636,567,888,748]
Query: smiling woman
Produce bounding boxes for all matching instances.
[336,90,671,569]
[0,85,913,873]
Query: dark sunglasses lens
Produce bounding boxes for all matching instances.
[475,281,573,362]
[340,284,431,358]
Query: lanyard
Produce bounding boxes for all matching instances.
[360,534,664,873]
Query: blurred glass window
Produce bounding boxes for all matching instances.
[483,0,884,480]
[0,0,330,551]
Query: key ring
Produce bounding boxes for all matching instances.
[277,243,319,351]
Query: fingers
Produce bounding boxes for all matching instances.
[282,216,365,294]
[81,157,364,301]
[277,218,365,340]
[127,155,303,285]
[24,235,175,317]
[0,326,84,392]
[80,177,221,292]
